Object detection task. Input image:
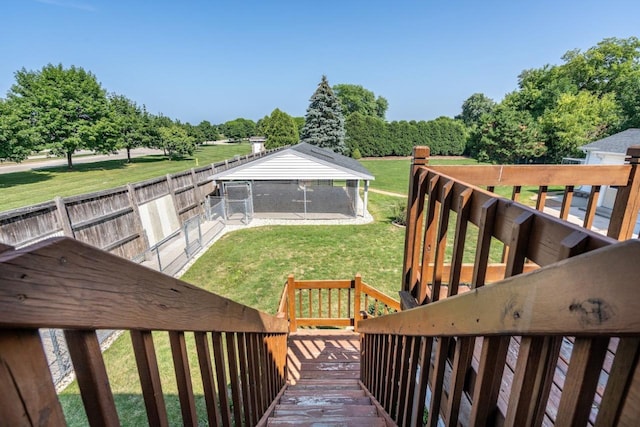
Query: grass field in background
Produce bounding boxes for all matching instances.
[56,154,522,425]
[0,144,251,211]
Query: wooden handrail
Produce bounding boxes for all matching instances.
[0,237,287,333]
[362,145,640,427]
[280,274,399,332]
[0,237,288,426]
[359,239,640,336]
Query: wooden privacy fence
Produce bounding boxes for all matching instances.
[279,274,400,332]
[0,147,284,260]
[357,146,640,426]
[0,237,288,426]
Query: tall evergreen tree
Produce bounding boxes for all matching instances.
[300,75,346,154]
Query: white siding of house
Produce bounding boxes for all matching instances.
[216,152,368,180]
[584,151,626,208]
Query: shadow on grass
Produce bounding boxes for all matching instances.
[0,156,170,188]
[58,393,213,426]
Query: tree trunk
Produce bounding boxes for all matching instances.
[66,151,73,169]
[127,147,131,163]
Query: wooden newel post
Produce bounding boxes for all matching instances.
[402,146,430,294]
[354,274,362,331]
[287,274,297,332]
[609,146,640,240]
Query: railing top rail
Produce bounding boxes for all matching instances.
[291,279,354,289]
[360,239,640,337]
[416,167,618,267]
[0,237,288,333]
[425,164,632,186]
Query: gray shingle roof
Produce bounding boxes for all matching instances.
[581,128,640,153]
[290,143,373,178]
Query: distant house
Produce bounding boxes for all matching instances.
[249,136,267,154]
[210,142,374,220]
[581,128,640,209]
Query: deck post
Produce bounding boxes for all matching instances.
[402,146,430,296]
[287,274,297,332]
[354,274,362,330]
[609,146,640,240]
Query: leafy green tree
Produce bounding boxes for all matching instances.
[158,124,196,159]
[333,84,388,119]
[423,117,468,155]
[293,117,305,136]
[540,91,620,162]
[262,108,299,148]
[196,120,219,142]
[470,101,545,164]
[387,120,418,156]
[456,93,497,127]
[220,118,256,141]
[0,98,39,162]
[101,94,148,162]
[301,76,346,154]
[345,112,388,157]
[7,64,109,169]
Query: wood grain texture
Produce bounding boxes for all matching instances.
[426,164,631,186]
[0,329,66,426]
[64,330,119,427]
[130,330,168,427]
[359,240,640,336]
[0,237,287,333]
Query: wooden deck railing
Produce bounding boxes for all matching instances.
[279,274,400,332]
[358,146,640,426]
[0,237,288,426]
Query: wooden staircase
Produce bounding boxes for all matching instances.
[265,330,391,426]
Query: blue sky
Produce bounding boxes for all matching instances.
[2,0,639,125]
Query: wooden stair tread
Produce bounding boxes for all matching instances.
[274,404,379,417]
[267,416,387,426]
[283,390,365,397]
[279,396,371,405]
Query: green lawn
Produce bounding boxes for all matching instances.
[0,144,251,212]
[57,155,515,425]
[360,156,481,195]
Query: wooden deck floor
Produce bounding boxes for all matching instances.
[287,329,361,384]
[265,329,390,426]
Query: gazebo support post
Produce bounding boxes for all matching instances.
[363,180,369,218]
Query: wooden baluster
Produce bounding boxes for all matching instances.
[0,329,66,426]
[511,185,521,202]
[403,147,430,294]
[308,288,312,318]
[247,333,261,425]
[410,336,434,427]
[194,331,221,427]
[536,185,547,211]
[609,146,640,240]
[560,185,574,220]
[168,331,198,426]
[354,274,362,329]
[555,337,610,426]
[328,288,332,318]
[583,185,601,229]
[225,332,243,425]
[596,337,640,426]
[211,332,232,426]
[131,330,169,427]
[470,211,533,425]
[419,175,441,304]
[448,188,473,297]
[400,336,421,427]
[428,337,450,427]
[506,230,589,426]
[445,337,475,427]
[431,180,454,303]
[338,288,342,318]
[287,275,296,332]
[385,335,402,420]
[64,330,119,427]
[472,198,498,288]
[258,333,270,413]
[318,288,322,318]
[382,334,394,410]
